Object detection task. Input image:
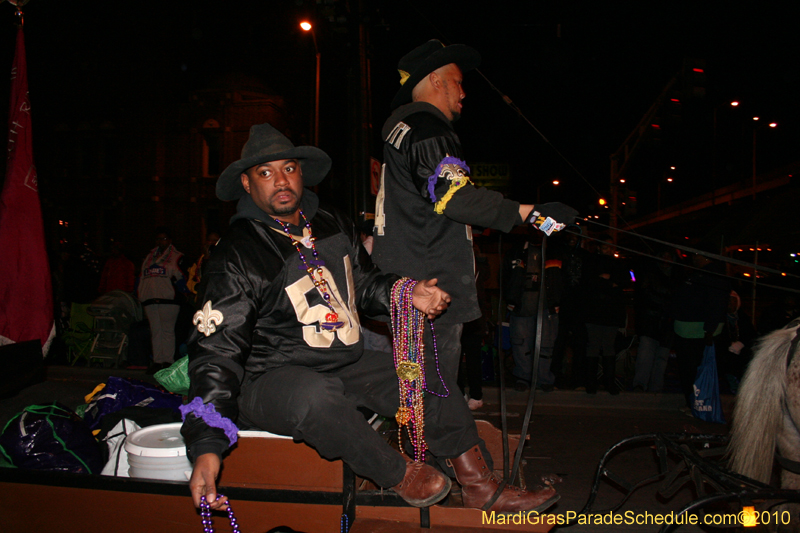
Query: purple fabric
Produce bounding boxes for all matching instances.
[427,156,470,203]
[179,397,239,446]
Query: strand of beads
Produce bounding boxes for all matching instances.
[391,277,427,462]
[423,322,450,398]
[273,210,343,330]
[199,495,240,533]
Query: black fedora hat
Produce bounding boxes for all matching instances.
[390,39,481,110]
[216,124,332,201]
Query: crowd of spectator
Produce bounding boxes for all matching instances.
[48,221,798,408]
[490,226,800,405]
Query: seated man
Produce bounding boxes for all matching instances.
[181,123,559,514]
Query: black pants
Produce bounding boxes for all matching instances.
[552,304,587,386]
[422,322,489,475]
[458,326,484,401]
[237,326,485,488]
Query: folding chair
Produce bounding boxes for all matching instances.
[86,313,128,368]
[62,303,94,366]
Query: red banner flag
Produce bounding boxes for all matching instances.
[0,28,54,354]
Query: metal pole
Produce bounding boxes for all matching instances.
[752,128,757,199]
[314,50,320,147]
[752,242,758,319]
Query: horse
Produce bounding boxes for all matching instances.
[728,316,800,530]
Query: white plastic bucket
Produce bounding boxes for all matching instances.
[125,422,192,481]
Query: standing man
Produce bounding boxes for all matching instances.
[137,227,188,374]
[182,124,559,514]
[372,38,577,484]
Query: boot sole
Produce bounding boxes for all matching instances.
[400,477,453,508]
[491,493,561,516]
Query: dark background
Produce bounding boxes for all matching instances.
[1,0,798,256]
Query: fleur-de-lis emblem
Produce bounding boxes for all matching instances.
[438,162,468,186]
[193,301,224,337]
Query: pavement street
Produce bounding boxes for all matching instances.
[0,364,738,533]
[473,386,735,533]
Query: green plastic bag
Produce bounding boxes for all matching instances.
[155,355,190,395]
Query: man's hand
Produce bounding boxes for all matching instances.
[189,453,228,510]
[412,278,451,320]
[529,202,579,235]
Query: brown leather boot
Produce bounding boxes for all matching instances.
[448,445,559,513]
[392,456,452,507]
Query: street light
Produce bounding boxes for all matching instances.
[300,21,320,147]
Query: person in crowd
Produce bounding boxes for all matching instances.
[670,249,730,409]
[458,236,492,409]
[62,240,101,305]
[98,240,135,295]
[632,248,676,393]
[504,229,562,391]
[758,293,799,335]
[186,231,220,306]
[715,290,756,394]
[581,234,628,395]
[358,218,393,354]
[551,226,588,389]
[182,123,559,515]
[137,226,188,374]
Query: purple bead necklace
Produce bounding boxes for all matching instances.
[199,495,239,533]
[390,278,450,462]
[273,210,343,331]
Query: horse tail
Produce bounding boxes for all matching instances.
[727,320,800,483]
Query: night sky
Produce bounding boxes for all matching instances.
[2,1,798,220]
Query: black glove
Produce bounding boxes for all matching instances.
[529,202,579,235]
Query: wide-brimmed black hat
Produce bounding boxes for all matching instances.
[390,39,481,110]
[216,123,332,201]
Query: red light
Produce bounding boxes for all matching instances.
[692,68,704,73]
[651,124,661,129]
[670,98,680,102]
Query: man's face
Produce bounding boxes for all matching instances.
[155,233,171,252]
[241,159,304,223]
[437,64,465,121]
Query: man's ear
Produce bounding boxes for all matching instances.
[429,71,442,89]
[241,173,250,194]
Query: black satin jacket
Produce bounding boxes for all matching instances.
[181,199,399,460]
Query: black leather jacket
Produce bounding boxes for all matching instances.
[372,102,522,324]
[181,193,399,460]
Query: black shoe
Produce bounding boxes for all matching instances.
[514,380,530,392]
